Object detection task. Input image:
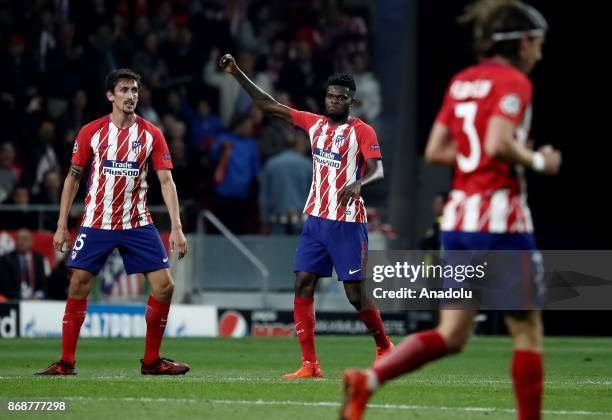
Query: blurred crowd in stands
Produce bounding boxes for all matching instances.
[0,0,382,235]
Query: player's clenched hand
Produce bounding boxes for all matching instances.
[338,181,362,207]
[53,227,70,252]
[218,54,238,75]
[538,145,562,175]
[170,229,188,260]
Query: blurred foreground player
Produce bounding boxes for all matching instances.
[219,54,393,378]
[341,1,561,419]
[37,69,190,375]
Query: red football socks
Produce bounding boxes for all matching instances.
[60,297,87,365]
[293,297,318,363]
[373,330,447,384]
[358,308,390,348]
[512,350,543,420]
[143,295,170,365]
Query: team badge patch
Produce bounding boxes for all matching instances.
[500,94,521,117]
[334,135,346,146]
[131,139,142,154]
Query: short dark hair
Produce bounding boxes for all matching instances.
[326,73,356,94]
[459,0,548,63]
[105,68,141,93]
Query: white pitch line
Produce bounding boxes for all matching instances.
[208,399,612,417]
[26,396,612,417]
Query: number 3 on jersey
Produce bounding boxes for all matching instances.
[455,102,481,173]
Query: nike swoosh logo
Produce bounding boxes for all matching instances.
[349,269,361,275]
[163,257,169,263]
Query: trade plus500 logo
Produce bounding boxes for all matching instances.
[103,160,139,177]
[314,148,341,169]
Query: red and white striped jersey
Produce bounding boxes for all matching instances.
[71,115,172,230]
[436,60,534,233]
[291,109,382,223]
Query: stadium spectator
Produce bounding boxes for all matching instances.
[211,113,260,234]
[131,32,169,90]
[161,90,189,127]
[260,37,289,88]
[34,170,62,205]
[162,26,201,81]
[180,97,223,153]
[0,184,38,230]
[259,129,311,235]
[257,91,295,162]
[0,142,19,203]
[32,169,62,231]
[59,90,91,142]
[0,228,49,300]
[135,84,161,127]
[349,52,381,123]
[30,120,61,195]
[0,34,39,142]
[80,23,123,114]
[278,40,327,113]
[42,22,84,106]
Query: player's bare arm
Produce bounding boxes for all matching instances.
[157,169,188,260]
[338,158,383,207]
[53,163,85,252]
[218,53,292,123]
[485,116,561,175]
[425,122,458,166]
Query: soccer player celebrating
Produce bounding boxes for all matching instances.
[37,69,190,375]
[218,55,393,378]
[341,1,561,419]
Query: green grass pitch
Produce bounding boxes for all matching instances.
[1,336,611,419]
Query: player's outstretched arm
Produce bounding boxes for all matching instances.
[338,159,384,207]
[157,169,187,260]
[425,122,457,166]
[485,116,561,175]
[218,53,292,123]
[54,164,84,252]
